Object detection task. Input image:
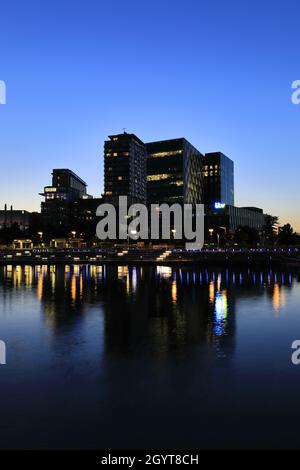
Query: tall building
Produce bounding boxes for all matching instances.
[203,152,234,208]
[104,132,147,205]
[146,138,204,206]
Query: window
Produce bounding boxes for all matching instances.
[149,150,183,158]
[147,174,171,181]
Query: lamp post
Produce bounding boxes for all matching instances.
[208,228,214,244]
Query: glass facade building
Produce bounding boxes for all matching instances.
[146,138,204,206]
[203,152,234,208]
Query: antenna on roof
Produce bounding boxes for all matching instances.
[122,128,126,134]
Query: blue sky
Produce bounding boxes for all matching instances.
[0,0,299,231]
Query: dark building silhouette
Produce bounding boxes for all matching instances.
[40,169,87,203]
[0,205,32,230]
[146,138,204,205]
[40,169,102,236]
[104,132,147,205]
[203,152,234,208]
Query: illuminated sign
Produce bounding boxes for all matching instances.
[214,202,226,209]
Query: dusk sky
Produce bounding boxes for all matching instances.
[0,0,299,231]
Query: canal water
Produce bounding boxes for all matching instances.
[0,264,299,449]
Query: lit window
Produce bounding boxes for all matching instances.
[147,174,171,181]
[117,176,123,181]
[149,150,183,158]
[113,153,118,157]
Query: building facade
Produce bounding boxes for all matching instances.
[0,205,32,231]
[40,169,91,230]
[41,169,87,203]
[146,138,204,206]
[203,152,234,208]
[206,205,265,234]
[104,132,147,205]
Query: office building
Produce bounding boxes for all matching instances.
[206,205,265,234]
[40,169,90,229]
[203,152,234,207]
[104,132,147,205]
[146,138,204,206]
[41,169,87,202]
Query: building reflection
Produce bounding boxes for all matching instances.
[0,264,297,358]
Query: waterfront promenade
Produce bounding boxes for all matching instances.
[0,247,299,266]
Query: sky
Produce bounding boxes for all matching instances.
[0,0,299,231]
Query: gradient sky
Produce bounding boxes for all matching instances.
[0,0,299,231]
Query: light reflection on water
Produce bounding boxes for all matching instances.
[0,264,300,449]
[0,263,297,357]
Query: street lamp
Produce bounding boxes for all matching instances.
[208,228,214,247]
[37,232,43,247]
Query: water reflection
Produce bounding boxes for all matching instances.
[0,264,297,360]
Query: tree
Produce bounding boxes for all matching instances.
[262,214,279,245]
[278,223,297,246]
[234,226,260,247]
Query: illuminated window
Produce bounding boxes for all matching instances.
[113,153,118,157]
[149,150,183,158]
[147,174,171,181]
[112,137,118,141]
[45,187,57,193]
[117,176,123,181]
[105,191,113,196]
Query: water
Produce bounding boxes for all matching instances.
[0,264,299,449]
